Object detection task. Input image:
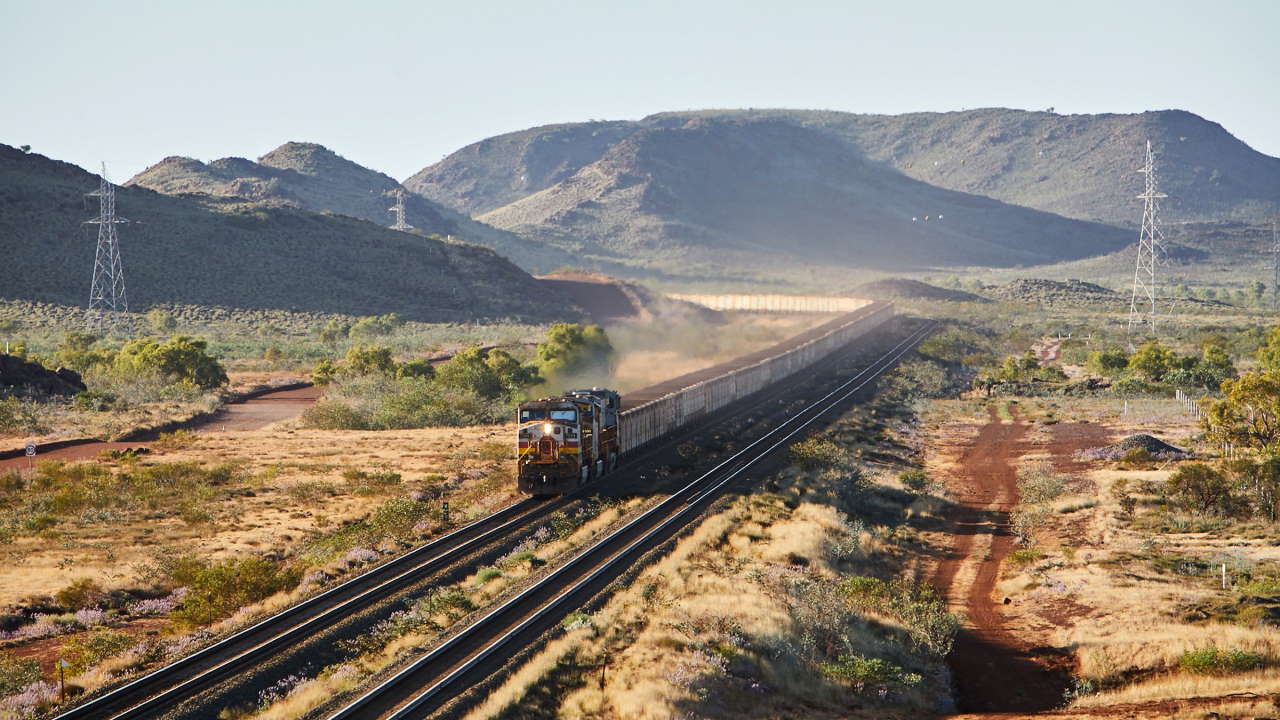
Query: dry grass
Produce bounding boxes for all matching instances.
[931,392,1280,712]
[0,423,521,606]
[463,458,946,720]
[1074,667,1280,707]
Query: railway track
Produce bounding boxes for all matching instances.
[327,321,934,720]
[51,313,913,720]
[50,496,574,720]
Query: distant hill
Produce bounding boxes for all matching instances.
[0,144,579,322]
[848,278,987,303]
[409,108,1280,232]
[128,142,572,272]
[422,117,1129,275]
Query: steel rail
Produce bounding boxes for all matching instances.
[51,496,564,720]
[330,321,934,720]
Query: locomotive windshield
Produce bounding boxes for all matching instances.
[520,408,578,422]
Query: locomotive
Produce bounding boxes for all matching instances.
[516,388,621,495]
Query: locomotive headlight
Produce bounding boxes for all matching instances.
[543,423,552,434]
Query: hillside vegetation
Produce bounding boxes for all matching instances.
[410,108,1280,228]
[127,142,572,272]
[462,117,1131,275]
[0,145,577,322]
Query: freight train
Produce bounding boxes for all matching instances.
[515,301,895,497]
[517,388,621,495]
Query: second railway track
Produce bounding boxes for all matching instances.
[328,321,935,720]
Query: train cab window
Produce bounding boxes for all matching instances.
[549,409,577,422]
[520,409,548,422]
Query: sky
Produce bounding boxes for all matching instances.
[2,0,1277,182]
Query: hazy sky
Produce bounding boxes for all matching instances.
[3,0,1276,182]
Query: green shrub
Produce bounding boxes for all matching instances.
[1016,461,1066,504]
[820,654,921,690]
[535,323,613,381]
[791,438,846,471]
[72,389,118,411]
[348,313,403,338]
[169,556,300,626]
[301,400,371,430]
[475,567,503,583]
[0,652,41,695]
[114,335,227,389]
[899,470,929,494]
[1086,349,1130,376]
[55,578,106,610]
[0,396,44,433]
[1178,646,1264,675]
[61,629,134,675]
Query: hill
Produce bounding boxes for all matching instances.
[409,108,1280,229]
[447,117,1130,275]
[128,142,572,272]
[0,144,578,322]
[848,278,987,303]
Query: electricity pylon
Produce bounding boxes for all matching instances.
[388,188,413,232]
[1126,141,1166,347]
[85,164,131,333]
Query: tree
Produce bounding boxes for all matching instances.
[319,319,350,347]
[1256,326,1280,373]
[1166,463,1241,516]
[396,358,436,381]
[146,309,177,333]
[434,347,538,400]
[1204,371,1280,453]
[1251,281,1268,304]
[536,323,614,381]
[114,335,227,389]
[348,313,404,338]
[1128,340,1176,381]
[342,344,396,376]
[1228,457,1280,522]
[54,331,110,372]
[1086,348,1130,376]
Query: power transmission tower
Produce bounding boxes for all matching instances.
[1126,140,1166,346]
[388,189,413,232]
[85,163,132,333]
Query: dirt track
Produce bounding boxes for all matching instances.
[0,384,320,470]
[935,405,1069,714]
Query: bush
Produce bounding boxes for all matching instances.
[791,438,846,471]
[114,335,227,389]
[535,323,613,381]
[1166,463,1243,517]
[0,652,41,696]
[342,344,396,376]
[55,578,106,611]
[1178,646,1264,675]
[61,629,133,675]
[348,313,403,338]
[146,309,177,334]
[899,470,929,494]
[168,556,300,626]
[0,396,44,433]
[1016,461,1066,504]
[820,654,921,690]
[1086,349,1130,376]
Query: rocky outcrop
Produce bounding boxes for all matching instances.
[0,355,86,396]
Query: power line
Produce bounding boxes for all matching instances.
[388,188,413,232]
[85,163,131,333]
[1126,140,1166,347]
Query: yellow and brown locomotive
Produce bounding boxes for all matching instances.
[517,388,620,495]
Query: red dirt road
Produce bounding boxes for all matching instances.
[0,384,320,470]
[935,405,1069,713]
